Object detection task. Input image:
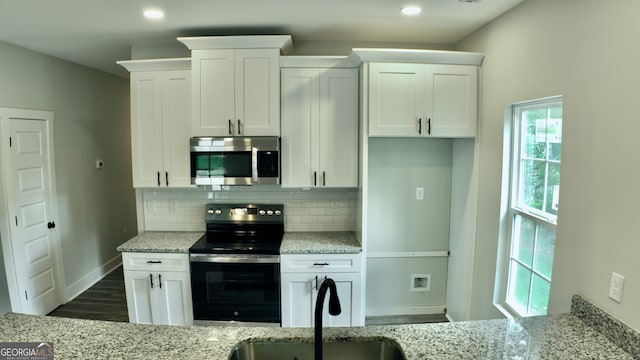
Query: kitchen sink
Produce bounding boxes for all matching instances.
[228,338,406,360]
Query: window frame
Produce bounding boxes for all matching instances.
[495,96,562,318]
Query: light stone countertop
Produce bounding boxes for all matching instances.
[116,231,204,253]
[0,311,633,360]
[116,232,362,255]
[280,232,362,254]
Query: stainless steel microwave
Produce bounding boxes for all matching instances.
[190,137,280,186]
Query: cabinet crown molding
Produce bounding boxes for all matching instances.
[116,58,191,72]
[351,48,484,66]
[280,56,360,68]
[177,35,293,53]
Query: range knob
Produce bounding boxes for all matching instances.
[274,210,282,216]
[259,210,266,216]
[207,209,214,215]
[214,209,222,215]
[266,210,274,216]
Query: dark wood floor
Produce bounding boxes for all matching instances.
[46,265,448,326]
[47,266,129,322]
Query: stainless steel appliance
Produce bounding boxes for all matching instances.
[190,136,280,186]
[189,203,284,325]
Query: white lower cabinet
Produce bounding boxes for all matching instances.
[281,254,363,328]
[122,252,193,326]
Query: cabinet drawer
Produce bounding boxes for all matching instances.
[281,254,362,273]
[122,252,189,272]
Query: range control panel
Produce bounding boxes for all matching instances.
[204,203,284,223]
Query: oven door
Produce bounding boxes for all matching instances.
[190,255,281,324]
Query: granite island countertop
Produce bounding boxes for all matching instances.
[116,232,204,253]
[280,231,361,254]
[0,310,633,360]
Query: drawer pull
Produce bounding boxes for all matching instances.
[313,262,329,266]
[147,260,162,264]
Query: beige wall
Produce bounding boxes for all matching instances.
[457,0,640,330]
[0,41,137,310]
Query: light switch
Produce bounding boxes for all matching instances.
[608,272,624,303]
[416,187,424,200]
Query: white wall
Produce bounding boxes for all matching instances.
[0,41,138,309]
[457,0,640,330]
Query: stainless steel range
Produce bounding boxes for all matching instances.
[189,203,284,325]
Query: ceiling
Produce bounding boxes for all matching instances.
[0,0,524,78]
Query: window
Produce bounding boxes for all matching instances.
[503,97,562,317]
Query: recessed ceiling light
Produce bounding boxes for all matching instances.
[143,8,165,20]
[400,6,422,16]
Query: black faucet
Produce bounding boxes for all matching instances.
[315,277,342,360]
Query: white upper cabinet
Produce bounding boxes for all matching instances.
[119,59,192,188]
[191,48,280,136]
[281,67,359,188]
[369,63,478,138]
[180,36,292,137]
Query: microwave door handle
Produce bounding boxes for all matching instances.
[251,147,258,183]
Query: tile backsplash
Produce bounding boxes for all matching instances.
[140,186,358,232]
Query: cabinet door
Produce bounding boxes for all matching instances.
[281,273,315,327]
[280,68,319,188]
[123,270,157,324]
[191,49,235,136]
[155,271,193,326]
[321,272,362,327]
[235,49,280,136]
[130,72,164,187]
[281,271,363,328]
[319,69,359,187]
[162,70,192,187]
[369,63,424,136]
[427,65,478,137]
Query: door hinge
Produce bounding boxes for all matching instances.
[447,250,450,256]
[15,216,18,226]
[9,137,12,148]
[25,291,28,301]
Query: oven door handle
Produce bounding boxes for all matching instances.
[190,254,280,264]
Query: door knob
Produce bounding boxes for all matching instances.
[47,222,56,229]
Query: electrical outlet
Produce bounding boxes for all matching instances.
[169,199,178,213]
[145,200,156,213]
[416,187,424,200]
[95,159,104,169]
[609,272,624,303]
[329,201,340,214]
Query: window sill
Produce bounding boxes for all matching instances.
[494,302,518,319]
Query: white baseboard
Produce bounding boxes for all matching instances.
[63,255,122,303]
[445,313,455,322]
[366,305,446,317]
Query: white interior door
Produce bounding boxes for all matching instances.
[0,108,62,315]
